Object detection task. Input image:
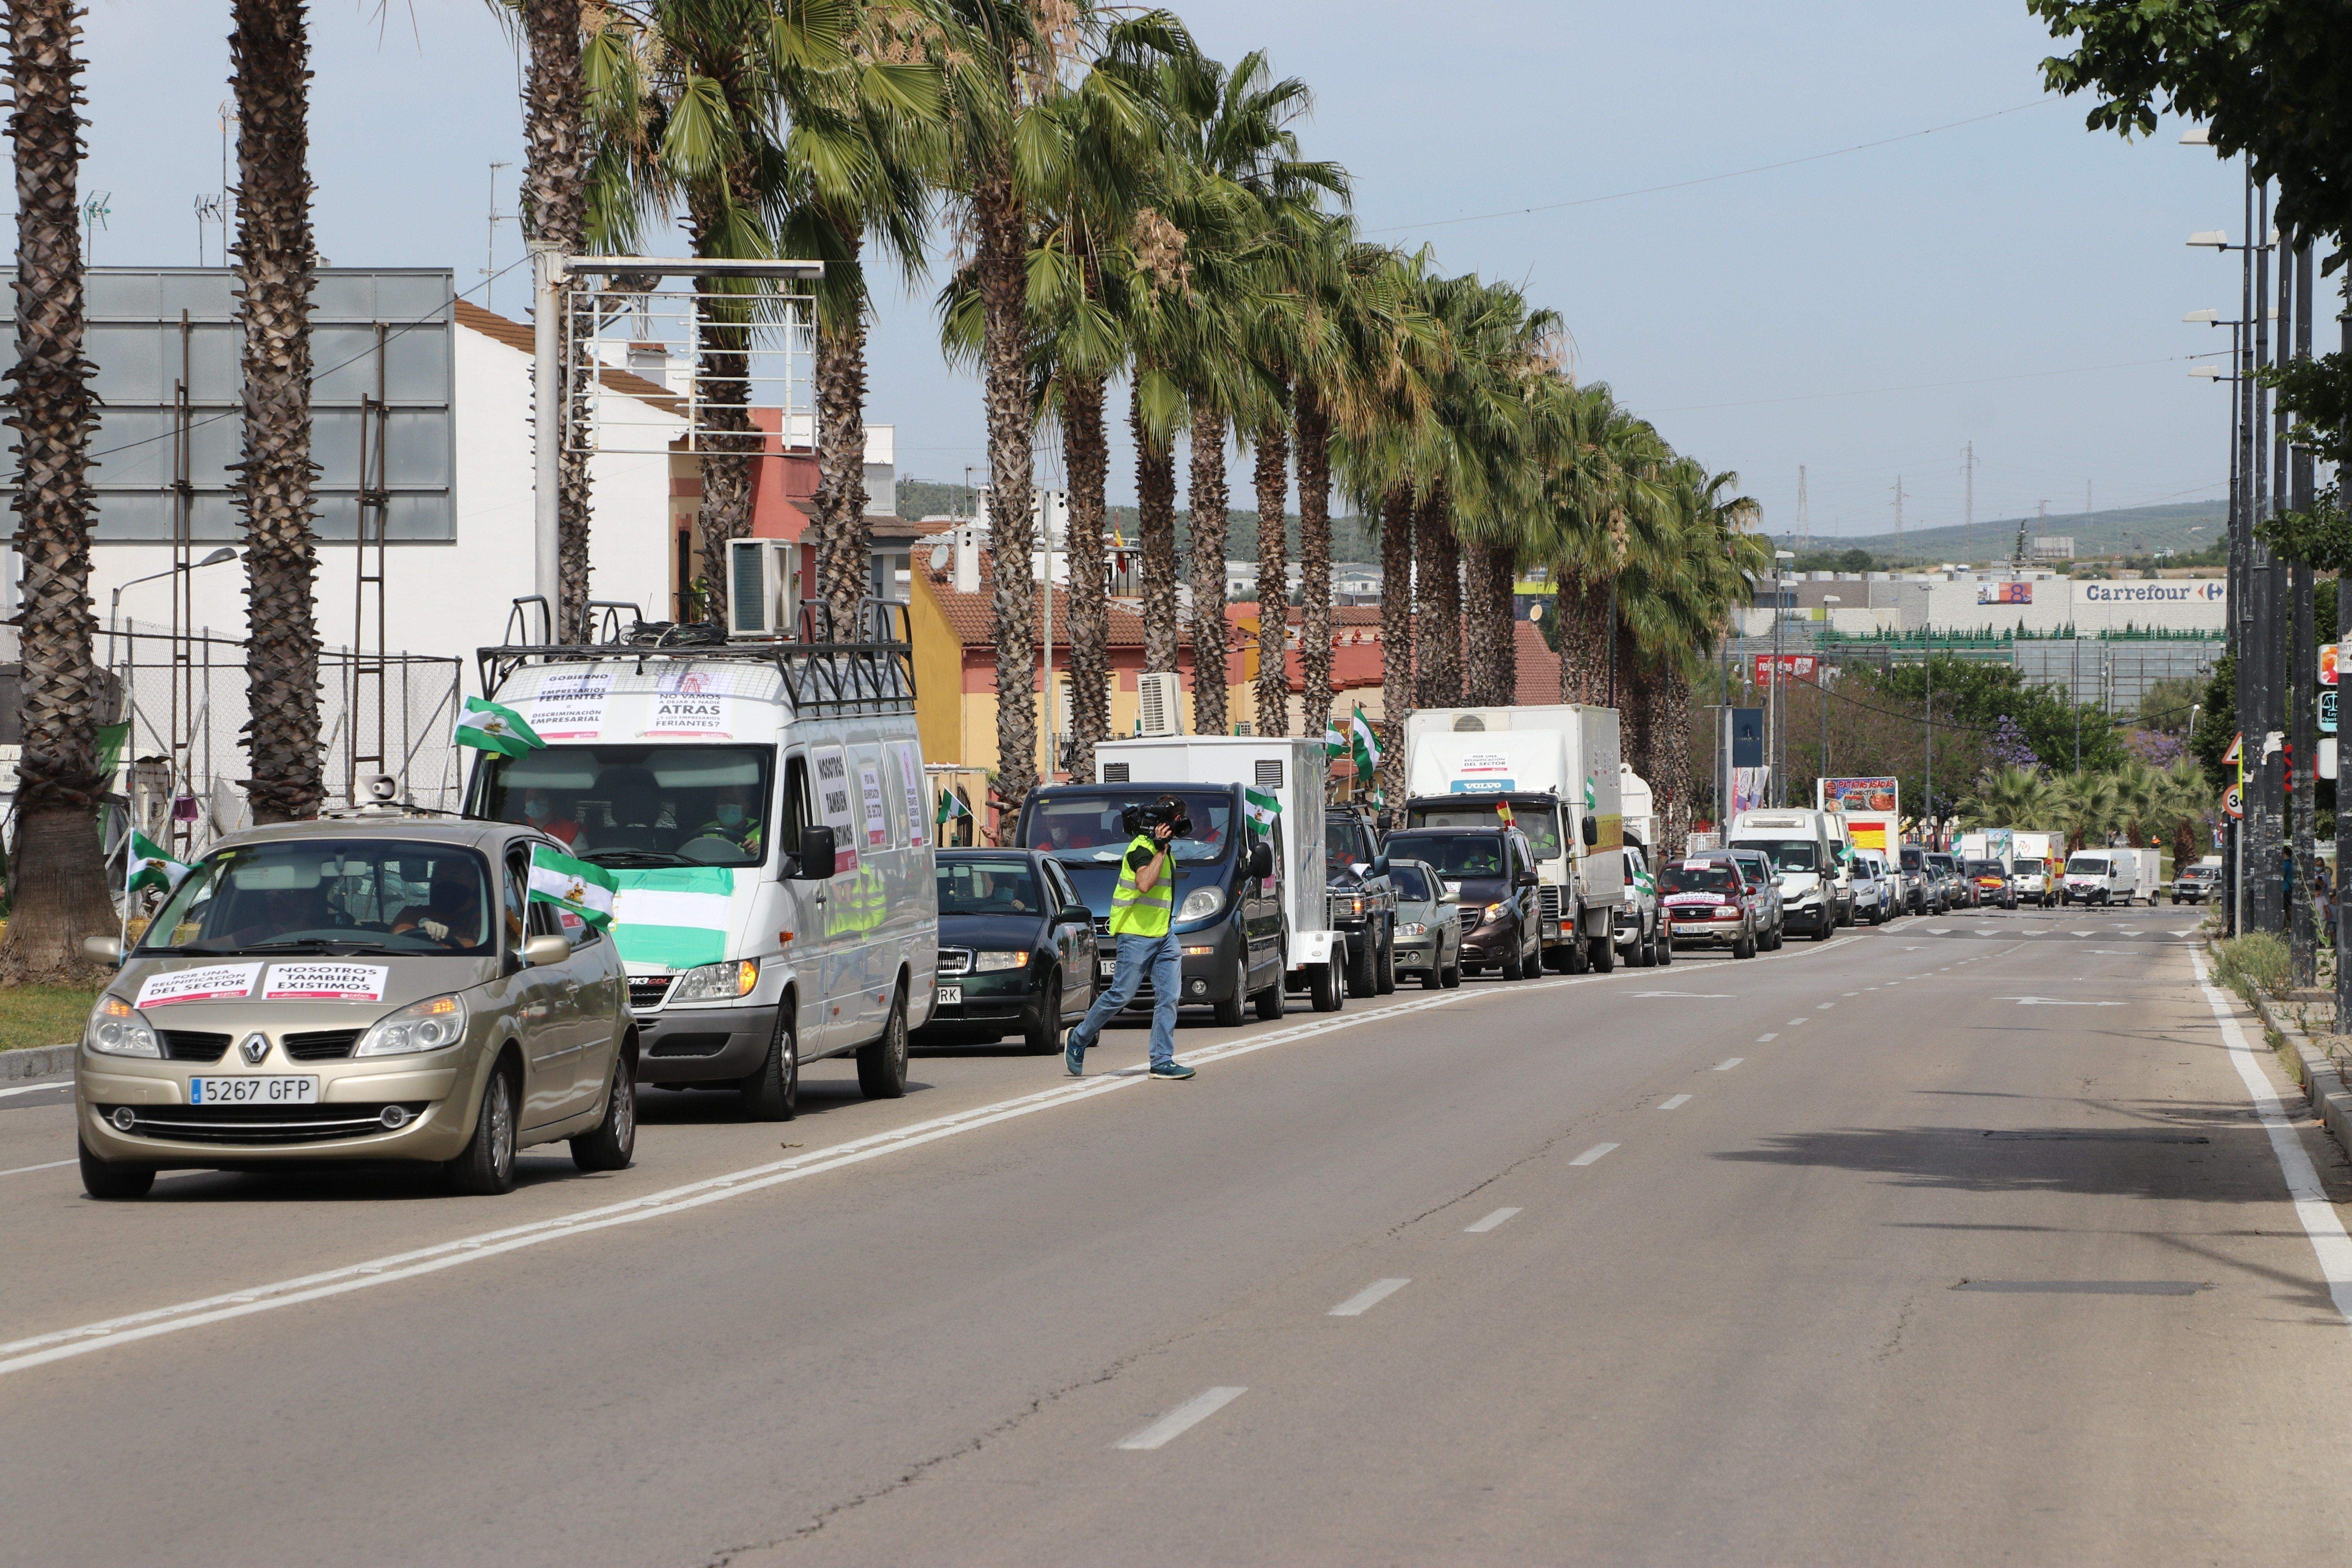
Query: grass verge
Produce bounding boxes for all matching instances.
[0,985,97,1053]
[2211,931,2291,1009]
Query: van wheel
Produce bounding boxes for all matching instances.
[856,988,909,1099]
[572,1047,638,1171]
[1255,947,1287,1020]
[740,1003,800,1120]
[447,1063,519,1196]
[1501,936,1525,980]
[1214,949,1248,1027]
[1023,973,1063,1054]
[78,1139,154,1201]
[1311,957,1344,1012]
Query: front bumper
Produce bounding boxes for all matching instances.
[1784,901,1831,934]
[78,1050,477,1168]
[1666,916,1744,946]
[918,967,1045,1034]
[634,1000,778,1082]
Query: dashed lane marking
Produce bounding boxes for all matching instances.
[1117,1387,1249,1450]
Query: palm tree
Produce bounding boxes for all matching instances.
[231,0,325,824]
[0,0,114,980]
[1960,763,2056,831]
[2053,769,2120,853]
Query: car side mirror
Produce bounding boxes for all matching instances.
[1250,842,1274,879]
[523,933,571,968]
[1580,816,1599,848]
[82,934,123,964]
[793,824,837,880]
[1439,889,1459,904]
[1370,855,1390,877]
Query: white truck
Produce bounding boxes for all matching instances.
[2061,846,2161,906]
[1401,705,1625,973]
[2011,829,2062,906]
[1620,764,1655,853]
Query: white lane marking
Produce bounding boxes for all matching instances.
[1755,1033,1778,1043]
[1786,1018,1809,1027]
[2000,996,2125,1007]
[0,1158,74,1179]
[1842,991,1859,997]
[1465,1206,1521,1233]
[0,987,1501,1381]
[1570,1142,1620,1166]
[1714,1058,1743,1071]
[2191,950,2352,1330]
[0,1079,70,1100]
[1816,1002,1835,1009]
[1632,991,1733,998]
[1657,1094,1691,1111]
[1117,1386,1248,1450]
[1329,1278,1411,1317]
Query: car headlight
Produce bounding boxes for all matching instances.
[1396,921,1428,938]
[971,949,1030,973]
[85,995,159,1058]
[1177,887,1226,924]
[1482,901,1507,923]
[669,958,760,1004]
[355,993,470,1057]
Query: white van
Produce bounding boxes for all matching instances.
[467,625,935,1120]
[1728,808,1839,940]
[2061,847,2159,906]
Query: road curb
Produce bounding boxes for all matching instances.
[2235,969,2352,1169]
[1,1044,74,1084]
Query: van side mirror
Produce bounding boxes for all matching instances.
[793,824,838,880]
[1250,842,1274,879]
[1580,815,1599,848]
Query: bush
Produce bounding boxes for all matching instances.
[2211,931,2291,1005]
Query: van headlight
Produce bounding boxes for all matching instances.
[1176,887,1226,924]
[670,959,760,1003]
[355,993,470,1057]
[85,995,160,1058]
[971,950,1030,973]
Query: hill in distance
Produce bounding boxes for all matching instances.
[898,477,1384,566]
[1796,499,2225,564]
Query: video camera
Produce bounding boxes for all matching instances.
[1120,796,1193,839]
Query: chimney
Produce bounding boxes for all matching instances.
[953,522,980,594]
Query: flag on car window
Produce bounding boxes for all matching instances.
[1243,785,1282,831]
[454,696,544,757]
[528,843,618,930]
[125,829,189,897]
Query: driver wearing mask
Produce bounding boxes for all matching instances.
[698,784,763,856]
[518,788,584,849]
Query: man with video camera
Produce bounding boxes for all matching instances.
[1062,794,1198,1082]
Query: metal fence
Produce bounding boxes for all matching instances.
[104,619,463,860]
[1722,624,2220,715]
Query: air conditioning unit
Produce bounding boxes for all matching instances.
[1137,672,1184,737]
[727,539,800,638]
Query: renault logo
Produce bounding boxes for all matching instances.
[238,1033,270,1065]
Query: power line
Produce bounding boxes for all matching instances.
[1366,99,2059,236]
[1639,352,2225,416]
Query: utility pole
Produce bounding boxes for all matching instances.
[2086,481,2094,515]
[1963,443,1974,532]
[2335,266,2351,1033]
[2250,180,2280,931]
[2288,236,2316,984]
[1893,476,1904,541]
[483,161,513,316]
[1796,466,1808,553]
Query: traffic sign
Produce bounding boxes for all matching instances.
[2223,731,2243,765]
[2323,689,2339,735]
[2324,644,2339,687]
[2223,781,2243,818]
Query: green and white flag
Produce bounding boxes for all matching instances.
[935,789,970,828]
[612,866,735,971]
[1243,784,1282,832]
[528,843,618,931]
[1583,775,1597,811]
[1323,719,1347,758]
[1349,703,1380,782]
[454,695,544,758]
[125,829,189,897]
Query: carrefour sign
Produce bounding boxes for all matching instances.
[2080,582,2225,603]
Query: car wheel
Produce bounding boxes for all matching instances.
[1734,928,1756,960]
[447,1062,519,1196]
[1589,931,1615,973]
[571,1045,638,1172]
[1024,971,1064,1054]
[740,1002,800,1120]
[1657,927,1673,964]
[1376,925,1398,995]
[1443,957,1463,988]
[78,1138,153,1201]
[1311,956,1344,1012]
[1421,961,1444,991]
[1633,929,1655,967]
[856,986,910,1099]
[1214,949,1248,1027]
[1346,931,1378,998]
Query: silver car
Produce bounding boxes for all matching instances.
[1386,857,1462,990]
[77,816,635,1199]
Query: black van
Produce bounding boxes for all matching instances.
[1013,783,1285,1025]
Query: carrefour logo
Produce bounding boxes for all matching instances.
[2082,582,2224,603]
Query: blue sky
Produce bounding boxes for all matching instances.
[64,0,2258,539]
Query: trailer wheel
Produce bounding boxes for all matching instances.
[1310,956,1343,1012]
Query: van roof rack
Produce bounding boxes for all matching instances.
[479,598,916,718]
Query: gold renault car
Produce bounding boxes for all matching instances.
[76,815,635,1199]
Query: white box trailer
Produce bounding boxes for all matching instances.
[1091,737,1346,1004]
[1401,705,1624,969]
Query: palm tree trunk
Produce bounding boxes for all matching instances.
[977,162,1037,819]
[1295,384,1334,742]
[1132,379,1180,674]
[1250,418,1289,736]
[1652,662,1695,858]
[231,0,323,824]
[1187,403,1230,736]
[1377,481,1416,805]
[1554,566,1610,704]
[1061,372,1111,781]
[1414,484,1460,708]
[813,281,871,637]
[0,0,113,982]
[1620,638,1655,782]
[1461,537,1514,706]
[519,0,592,640]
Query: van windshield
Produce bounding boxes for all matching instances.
[1023,791,1235,866]
[1738,839,1818,873]
[471,744,776,869]
[136,839,495,956]
[2067,855,2109,875]
[1407,801,1562,861]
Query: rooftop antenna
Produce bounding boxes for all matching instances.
[192,193,224,267]
[483,160,513,314]
[1963,441,1974,531]
[1795,465,1808,552]
[1892,475,1904,540]
[80,191,110,265]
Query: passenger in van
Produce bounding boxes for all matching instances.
[696,784,764,857]
[518,789,584,849]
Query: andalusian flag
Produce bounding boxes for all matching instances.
[454,696,543,758]
[1243,785,1282,832]
[125,829,189,897]
[1323,719,1347,758]
[1349,704,1380,782]
[935,790,970,829]
[528,843,618,931]
[1583,775,1597,811]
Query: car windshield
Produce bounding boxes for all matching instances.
[936,857,1044,916]
[1388,864,1433,902]
[1383,834,1508,877]
[1967,860,2004,877]
[135,839,495,956]
[471,743,775,869]
[1900,848,1925,870]
[1407,801,1561,860]
[1739,839,1818,872]
[1662,863,1741,895]
[1024,791,1234,866]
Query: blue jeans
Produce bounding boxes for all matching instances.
[1067,931,1181,1067]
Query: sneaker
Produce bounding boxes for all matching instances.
[1148,1061,1196,1082]
[1063,1036,1086,1077]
